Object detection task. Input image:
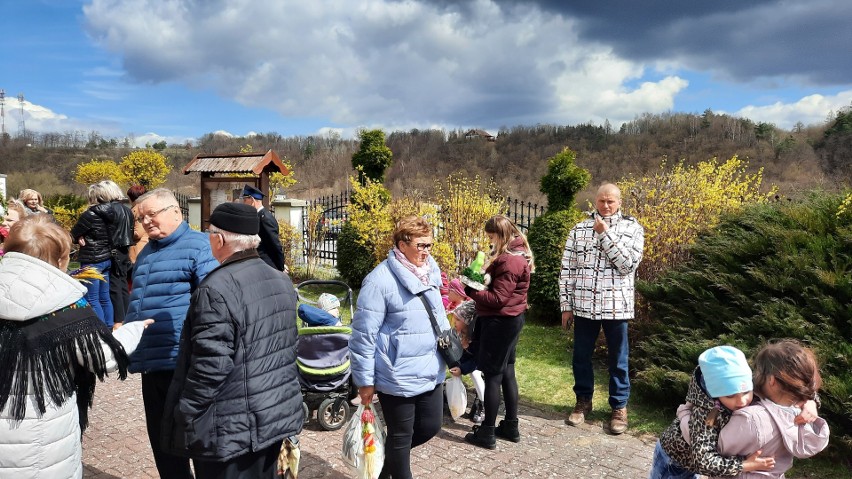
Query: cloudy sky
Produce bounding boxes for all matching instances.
[2,0,851,146]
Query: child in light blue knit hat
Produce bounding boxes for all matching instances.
[648,345,776,479]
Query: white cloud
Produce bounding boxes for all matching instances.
[732,90,852,129]
[83,0,689,131]
[131,132,195,148]
[7,98,68,133]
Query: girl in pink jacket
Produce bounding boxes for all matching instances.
[714,340,829,479]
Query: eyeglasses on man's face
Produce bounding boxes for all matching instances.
[136,205,176,224]
[205,228,224,241]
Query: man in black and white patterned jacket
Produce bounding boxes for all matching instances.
[560,183,644,435]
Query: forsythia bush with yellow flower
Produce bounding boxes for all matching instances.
[74,159,124,186]
[72,150,171,189]
[618,155,776,282]
[837,191,852,220]
[434,174,505,269]
[278,220,301,274]
[50,204,88,233]
[119,150,171,189]
[337,173,501,286]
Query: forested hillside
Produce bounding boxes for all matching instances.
[2,108,850,204]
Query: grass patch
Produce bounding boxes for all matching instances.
[515,321,669,435]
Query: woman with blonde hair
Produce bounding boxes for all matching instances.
[0,214,149,479]
[464,214,534,449]
[350,215,450,479]
[18,188,52,215]
[95,181,135,329]
[69,181,124,327]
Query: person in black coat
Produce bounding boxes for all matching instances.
[70,182,117,327]
[161,202,303,478]
[239,184,286,271]
[98,181,134,330]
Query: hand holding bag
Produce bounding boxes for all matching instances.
[342,404,385,479]
[418,292,464,368]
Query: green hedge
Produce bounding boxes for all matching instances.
[634,191,852,453]
[335,222,376,288]
[527,209,584,322]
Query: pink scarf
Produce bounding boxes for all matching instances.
[393,247,431,286]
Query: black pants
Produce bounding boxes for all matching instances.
[108,269,129,325]
[142,371,194,479]
[377,384,443,479]
[108,249,131,325]
[194,443,280,479]
[477,313,524,427]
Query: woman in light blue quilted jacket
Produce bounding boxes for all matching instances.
[350,215,451,479]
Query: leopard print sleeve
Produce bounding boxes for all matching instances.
[686,408,744,477]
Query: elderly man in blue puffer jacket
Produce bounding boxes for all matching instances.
[123,188,217,479]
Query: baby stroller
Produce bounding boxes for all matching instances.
[295,280,357,431]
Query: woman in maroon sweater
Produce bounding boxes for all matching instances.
[464,215,534,449]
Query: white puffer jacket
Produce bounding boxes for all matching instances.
[0,252,145,479]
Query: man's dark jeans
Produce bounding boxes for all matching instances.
[572,316,630,409]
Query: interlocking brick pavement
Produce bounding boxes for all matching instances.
[83,374,655,478]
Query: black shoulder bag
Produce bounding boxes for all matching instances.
[417,292,464,368]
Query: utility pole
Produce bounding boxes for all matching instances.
[17,93,25,136]
[0,89,5,137]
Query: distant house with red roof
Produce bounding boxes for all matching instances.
[464,129,496,142]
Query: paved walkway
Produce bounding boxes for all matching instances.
[83,374,655,478]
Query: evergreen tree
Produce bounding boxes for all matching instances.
[527,147,590,322]
[351,129,393,184]
[633,192,852,452]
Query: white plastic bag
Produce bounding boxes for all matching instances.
[341,403,386,479]
[445,376,468,421]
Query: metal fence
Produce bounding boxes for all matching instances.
[504,196,546,232]
[303,191,350,266]
[174,191,190,223]
[301,191,545,267]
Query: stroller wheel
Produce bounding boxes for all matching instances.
[302,401,310,425]
[317,397,350,431]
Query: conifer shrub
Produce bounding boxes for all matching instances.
[633,192,852,452]
[527,147,589,322]
[336,221,375,288]
[527,209,584,321]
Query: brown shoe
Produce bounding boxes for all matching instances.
[565,399,592,426]
[609,408,628,435]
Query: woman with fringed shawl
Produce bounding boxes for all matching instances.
[0,215,149,479]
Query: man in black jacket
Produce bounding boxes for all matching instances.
[161,202,303,478]
[240,184,286,271]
